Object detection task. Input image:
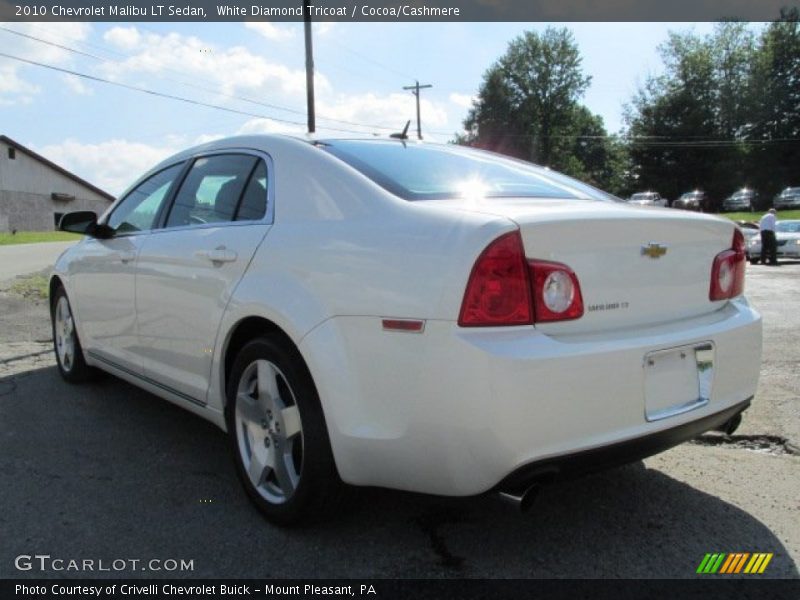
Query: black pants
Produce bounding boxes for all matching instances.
[760,230,777,264]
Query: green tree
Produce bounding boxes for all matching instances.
[623,18,800,210]
[460,28,597,171]
[625,29,730,206]
[750,9,800,197]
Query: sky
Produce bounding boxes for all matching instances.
[0,21,722,196]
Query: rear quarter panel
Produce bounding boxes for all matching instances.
[209,140,513,411]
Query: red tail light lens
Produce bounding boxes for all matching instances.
[710,228,746,301]
[459,231,585,326]
[458,231,533,326]
[529,260,584,322]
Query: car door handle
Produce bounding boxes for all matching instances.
[117,252,136,263]
[195,247,238,264]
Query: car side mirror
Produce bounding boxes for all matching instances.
[58,211,114,239]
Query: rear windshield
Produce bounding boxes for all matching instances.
[321,140,610,201]
[630,193,653,200]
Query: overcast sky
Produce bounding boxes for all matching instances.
[0,21,722,196]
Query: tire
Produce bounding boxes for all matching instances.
[225,336,343,526]
[750,258,759,265]
[51,286,96,383]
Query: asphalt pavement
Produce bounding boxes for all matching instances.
[0,241,75,281]
[0,260,797,579]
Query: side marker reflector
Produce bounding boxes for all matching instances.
[382,319,425,333]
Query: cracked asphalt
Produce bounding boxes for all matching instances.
[0,262,797,579]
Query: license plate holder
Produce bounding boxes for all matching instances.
[644,342,714,422]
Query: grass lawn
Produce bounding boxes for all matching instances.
[718,209,800,222]
[9,273,49,300]
[0,231,81,246]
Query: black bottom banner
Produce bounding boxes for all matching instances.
[3,579,800,600]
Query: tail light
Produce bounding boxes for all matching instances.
[709,228,746,301]
[459,231,583,326]
[458,231,533,326]
[529,260,584,322]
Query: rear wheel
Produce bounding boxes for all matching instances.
[750,258,760,265]
[226,336,343,525]
[51,287,96,383]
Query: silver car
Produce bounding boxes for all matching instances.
[723,189,759,212]
[774,187,800,210]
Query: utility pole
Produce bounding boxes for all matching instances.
[303,6,315,134]
[403,80,433,140]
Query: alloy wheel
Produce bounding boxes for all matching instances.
[54,296,76,373]
[234,359,304,504]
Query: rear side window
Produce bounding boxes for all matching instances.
[235,160,268,221]
[165,154,258,228]
[322,140,608,201]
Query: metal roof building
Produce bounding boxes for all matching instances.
[0,135,114,232]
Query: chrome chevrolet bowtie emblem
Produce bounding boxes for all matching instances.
[642,242,668,259]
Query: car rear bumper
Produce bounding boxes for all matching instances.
[301,298,762,496]
[496,397,750,492]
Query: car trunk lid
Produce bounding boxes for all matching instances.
[431,198,736,334]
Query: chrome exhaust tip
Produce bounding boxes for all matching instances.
[497,484,539,513]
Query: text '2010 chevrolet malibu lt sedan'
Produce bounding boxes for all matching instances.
[51,136,762,524]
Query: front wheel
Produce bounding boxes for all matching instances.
[750,258,760,265]
[225,336,343,526]
[51,287,96,383]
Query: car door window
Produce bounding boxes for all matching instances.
[107,163,183,234]
[235,160,268,221]
[165,154,258,228]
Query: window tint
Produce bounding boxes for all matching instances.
[235,160,268,221]
[165,154,258,228]
[108,163,183,233]
[322,140,606,201]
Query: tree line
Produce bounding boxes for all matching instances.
[456,10,800,211]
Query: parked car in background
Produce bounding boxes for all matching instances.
[723,188,760,212]
[736,222,760,261]
[49,135,762,524]
[747,220,800,264]
[627,191,668,207]
[673,190,708,212]
[773,187,800,210]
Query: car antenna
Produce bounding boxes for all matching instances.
[390,120,411,142]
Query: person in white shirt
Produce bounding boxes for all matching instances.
[759,208,778,265]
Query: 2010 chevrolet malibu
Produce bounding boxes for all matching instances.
[51,136,762,524]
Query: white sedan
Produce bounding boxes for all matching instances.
[52,136,762,524]
[747,220,800,263]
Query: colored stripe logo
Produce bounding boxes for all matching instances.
[697,553,773,574]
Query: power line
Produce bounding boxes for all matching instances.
[448,130,800,144]
[0,51,383,136]
[326,37,416,81]
[0,26,399,133]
